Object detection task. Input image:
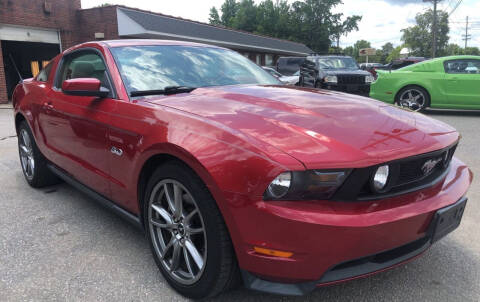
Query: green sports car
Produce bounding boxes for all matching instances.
[370,55,480,111]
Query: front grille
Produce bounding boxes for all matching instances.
[337,75,365,85]
[332,143,458,201]
[395,144,456,188]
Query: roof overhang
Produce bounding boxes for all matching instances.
[116,7,311,56]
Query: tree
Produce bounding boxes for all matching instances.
[209,7,222,26]
[379,42,394,64]
[386,45,404,63]
[344,46,354,57]
[232,0,258,32]
[401,9,449,57]
[446,43,463,55]
[220,0,239,27]
[209,0,361,54]
[465,47,480,56]
[331,15,362,49]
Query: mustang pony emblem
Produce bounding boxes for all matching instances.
[422,158,442,175]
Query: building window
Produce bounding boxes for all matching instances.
[256,54,261,65]
[265,54,274,66]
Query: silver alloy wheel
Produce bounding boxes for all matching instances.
[19,129,34,180]
[148,179,207,285]
[398,88,426,111]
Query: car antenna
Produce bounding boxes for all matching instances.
[8,53,23,84]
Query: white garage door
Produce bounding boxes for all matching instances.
[0,24,60,44]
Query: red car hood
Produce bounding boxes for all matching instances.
[145,85,458,169]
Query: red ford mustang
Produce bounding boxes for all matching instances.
[13,40,472,299]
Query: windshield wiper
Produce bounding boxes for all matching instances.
[130,86,196,97]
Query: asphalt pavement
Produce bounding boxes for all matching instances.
[0,105,479,301]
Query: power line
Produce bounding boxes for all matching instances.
[448,0,463,17]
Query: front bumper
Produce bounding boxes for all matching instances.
[321,82,370,96]
[222,157,472,295]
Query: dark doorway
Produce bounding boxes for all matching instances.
[1,40,60,99]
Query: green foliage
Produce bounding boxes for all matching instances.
[210,0,361,53]
[386,45,404,63]
[220,0,239,27]
[401,9,449,57]
[209,7,222,26]
[344,46,354,57]
[446,44,480,56]
[465,47,480,56]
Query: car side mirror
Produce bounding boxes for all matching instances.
[62,78,109,98]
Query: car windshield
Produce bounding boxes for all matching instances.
[317,57,358,70]
[110,45,280,94]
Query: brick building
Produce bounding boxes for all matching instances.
[0,0,312,103]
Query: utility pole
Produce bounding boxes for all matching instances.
[423,0,443,58]
[463,16,471,49]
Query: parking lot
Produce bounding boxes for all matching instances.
[0,106,479,302]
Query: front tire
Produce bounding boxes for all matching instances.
[144,161,239,299]
[17,121,60,187]
[395,86,430,112]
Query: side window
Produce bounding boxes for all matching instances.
[444,59,480,74]
[36,63,53,82]
[57,52,111,91]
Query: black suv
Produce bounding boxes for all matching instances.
[299,55,374,96]
[276,56,305,76]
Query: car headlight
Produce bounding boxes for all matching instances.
[365,75,375,83]
[324,75,338,84]
[266,172,292,199]
[264,170,351,200]
[372,165,389,192]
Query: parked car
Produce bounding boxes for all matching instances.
[262,66,299,85]
[370,55,480,111]
[276,56,305,75]
[13,40,472,299]
[300,55,374,95]
[359,63,383,70]
[371,57,427,79]
[360,62,384,77]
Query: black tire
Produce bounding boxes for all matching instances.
[143,161,239,299]
[17,121,60,188]
[395,85,430,112]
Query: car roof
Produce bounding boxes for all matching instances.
[307,55,353,59]
[65,39,226,53]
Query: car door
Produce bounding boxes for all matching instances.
[444,59,480,108]
[42,48,117,197]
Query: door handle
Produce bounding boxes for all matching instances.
[43,101,54,110]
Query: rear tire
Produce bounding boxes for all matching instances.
[143,161,239,299]
[17,121,60,188]
[395,86,430,112]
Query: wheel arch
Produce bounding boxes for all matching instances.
[15,112,27,133]
[394,83,432,106]
[135,146,226,230]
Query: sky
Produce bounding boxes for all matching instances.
[81,0,480,49]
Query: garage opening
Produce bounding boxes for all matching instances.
[1,41,60,99]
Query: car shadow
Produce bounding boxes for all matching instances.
[424,108,480,117]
